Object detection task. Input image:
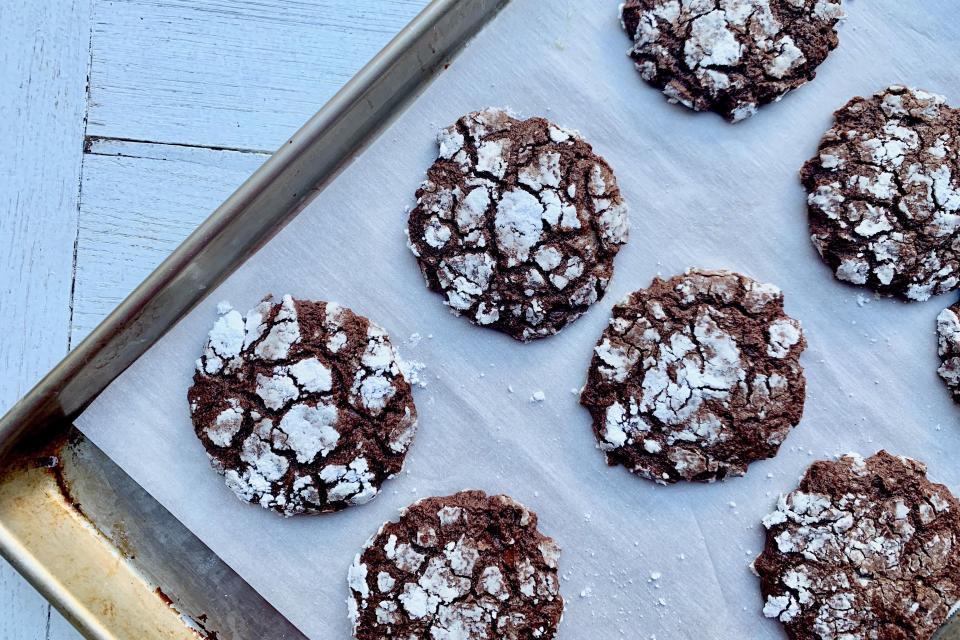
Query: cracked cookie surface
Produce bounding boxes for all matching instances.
[755,451,960,640]
[188,295,417,516]
[803,86,960,301]
[579,269,806,483]
[406,107,629,342]
[348,490,563,640]
[620,0,843,122]
[938,301,960,403]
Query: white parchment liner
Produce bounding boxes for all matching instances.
[77,1,960,637]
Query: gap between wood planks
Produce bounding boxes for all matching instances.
[70,136,271,345]
[6,1,429,635]
[84,135,274,158]
[66,15,96,352]
[2,1,90,637]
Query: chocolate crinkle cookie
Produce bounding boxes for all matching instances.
[348,490,563,640]
[406,107,629,342]
[620,0,844,123]
[755,451,960,640]
[580,269,806,483]
[188,295,418,516]
[803,86,960,301]
[938,301,960,402]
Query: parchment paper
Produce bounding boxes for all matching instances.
[75,1,960,637]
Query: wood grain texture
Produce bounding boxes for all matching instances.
[0,562,49,640]
[0,0,90,411]
[4,0,427,634]
[72,140,270,343]
[87,0,429,151]
[0,1,90,639]
[44,613,82,640]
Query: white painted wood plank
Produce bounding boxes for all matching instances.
[0,0,90,411]
[71,140,270,343]
[9,0,428,634]
[87,0,429,152]
[45,608,85,640]
[0,1,90,639]
[55,1,427,632]
[0,562,49,640]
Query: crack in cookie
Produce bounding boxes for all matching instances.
[407,108,629,341]
[580,269,806,483]
[755,452,960,640]
[348,491,563,639]
[803,86,960,301]
[620,0,843,122]
[188,296,418,516]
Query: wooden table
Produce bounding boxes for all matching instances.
[0,1,427,635]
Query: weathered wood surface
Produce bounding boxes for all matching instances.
[1,0,427,635]
[72,140,270,343]
[1,0,91,637]
[74,0,426,341]
[87,0,428,151]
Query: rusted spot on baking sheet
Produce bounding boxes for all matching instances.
[1,429,214,639]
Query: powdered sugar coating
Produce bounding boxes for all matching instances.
[620,0,843,122]
[755,451,960,640]
[580,269,806,483]
[937,301,960,403]
[407,108,629,342]
[348,490,563,639]
[189,296,418,516]
[804,86,960,301]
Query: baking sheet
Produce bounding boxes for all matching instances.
[75,1,960,637]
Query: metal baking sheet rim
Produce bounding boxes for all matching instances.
[0,1,508,638]
[0,433,208,640]
[4,1,960,638]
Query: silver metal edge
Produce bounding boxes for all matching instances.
[57,432,309,639]
[0,0,509,458]
[0,1,508,636]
